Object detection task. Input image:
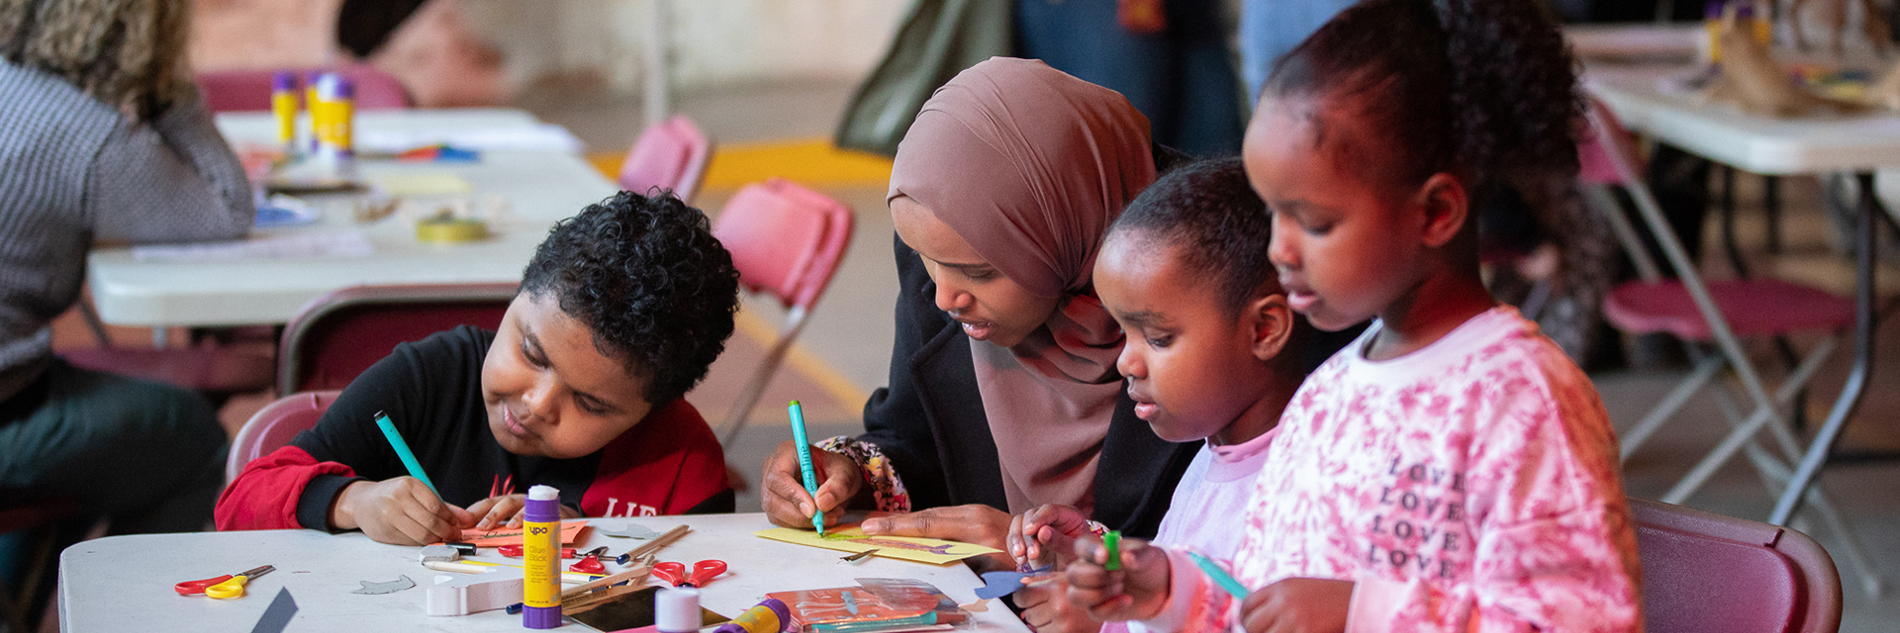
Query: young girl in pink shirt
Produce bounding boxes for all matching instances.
[1064,1,1642,632]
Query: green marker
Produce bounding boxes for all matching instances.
[1103,530,1122,571]
[1188,551,1249,599]
[788,400,824,535]
[373,411,438,496]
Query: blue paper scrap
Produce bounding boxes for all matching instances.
[974,565,1054,600]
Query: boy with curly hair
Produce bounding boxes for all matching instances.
[217,191,741,544]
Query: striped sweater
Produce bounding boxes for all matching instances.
[0,60,254,402]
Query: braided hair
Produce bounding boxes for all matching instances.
[1261,0,1581,199]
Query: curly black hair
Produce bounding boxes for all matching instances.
[1108,157,1275,315]
[1262,0,1581,197]
[519,190,740,405]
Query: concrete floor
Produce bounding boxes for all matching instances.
[517,81,1900,631]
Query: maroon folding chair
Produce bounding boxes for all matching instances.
[0,494,77,633]
[194,66,411,113]
[276,284,518,395]
[1633,498,1842,633]
[59,299,274,407]
[708,178,854,446]
[225,391,341,484]
[618,115,713,203]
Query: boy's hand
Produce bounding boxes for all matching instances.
[465,495,584,531]
[1015,572,1102,633]
[1010,504,1092,569]
[762,441,861,529]
[466,494,526,530]
[1237,578,1353,633]
[1065,536,1171,622]
[331,477,475,546]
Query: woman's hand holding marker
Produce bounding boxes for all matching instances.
[761,440,861,530]
[1064,536,1172,622]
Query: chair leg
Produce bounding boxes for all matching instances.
[1618,354,1724,462]
[716,308,811,447]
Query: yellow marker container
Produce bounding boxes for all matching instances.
[523,485,561,628]
[271,72,298,151]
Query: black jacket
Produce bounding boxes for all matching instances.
[858,233,1200,540]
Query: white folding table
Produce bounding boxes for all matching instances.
[58,513,1030,633]
[85,108,618,328]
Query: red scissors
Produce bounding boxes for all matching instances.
[651,560,726,588]
[174,565,274,598]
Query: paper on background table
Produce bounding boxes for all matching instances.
[356,124,584,154]
[131,230,373,262]
[368,172,474,197]
[754,525,1001,565]
[456,520,589,546]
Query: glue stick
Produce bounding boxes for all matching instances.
[522,485,561,628]
[270,72,298,152]
[712,598,790,633]
[312,72,356,180]
[656,588,702,633]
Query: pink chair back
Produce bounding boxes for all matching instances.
[711,178,854,311]
[1632,498,1842,633]
[277,284,518,394]
[194,66,411,113]
[225,390,341,483]
[619,115,713,203]
[1578,97,1641,186]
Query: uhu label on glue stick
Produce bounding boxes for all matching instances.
[523,485,561,628]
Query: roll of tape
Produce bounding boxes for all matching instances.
[416,217,487,243]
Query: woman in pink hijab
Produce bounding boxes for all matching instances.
[762,58,1199,570]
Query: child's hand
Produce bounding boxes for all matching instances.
[1015,572,1102,633]
[1065,536,1171,622]
[761,440,862,530]
[466,494,527,530]
[331,477,474,545]
[1237,578,1353,633]
[1009,504,1092,569]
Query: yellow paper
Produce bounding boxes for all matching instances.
[368,172,472,196]
[754,524,1000,565]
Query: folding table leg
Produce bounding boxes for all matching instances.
[1772,174,1880,524]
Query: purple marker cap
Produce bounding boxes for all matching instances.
[315,73,354,100]
[272,71,296,92]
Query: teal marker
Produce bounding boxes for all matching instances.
[373,411,438,496]
[788,400,824,535]
[1188,551,1249,599]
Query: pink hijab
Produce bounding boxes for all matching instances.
[887,57,1157,514]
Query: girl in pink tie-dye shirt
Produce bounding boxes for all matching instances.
[1064,1,1642,632]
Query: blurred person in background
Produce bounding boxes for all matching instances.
[0,0,251,625]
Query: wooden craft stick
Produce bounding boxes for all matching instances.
[560,561,653,601]
[563,582,649,614]
[615,525,690,564]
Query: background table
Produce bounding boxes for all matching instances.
[86,108,617,328]
[59,513,1031,633]
[1584,62,1890,594]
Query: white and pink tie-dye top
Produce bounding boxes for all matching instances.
[1166,307,1642,633]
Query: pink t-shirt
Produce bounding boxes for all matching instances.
[1160,307,1641,633]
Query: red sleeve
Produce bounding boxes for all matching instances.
[580,399,731,518]
[214,445,358,531]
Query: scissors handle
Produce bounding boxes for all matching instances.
[686,560,728,587]
[204,575,250,599]
[174,575,232,595]
[651,561,687,587]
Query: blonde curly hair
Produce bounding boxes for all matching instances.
[0,0,194,121]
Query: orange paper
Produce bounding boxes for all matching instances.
[454,520,590,546]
